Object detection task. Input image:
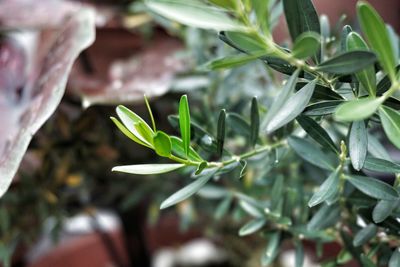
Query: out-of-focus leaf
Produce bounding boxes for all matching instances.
[308,167,340,207]
[389,249,400,267]
[367,134,392,161]
[292,32,320,59]
[0,1,95,197]
[373,199,397,223]
[346,175,399,200]
[239,218,266,236]
[202,52,262,70]
[334,97,384,121]
[379,106,400,149]
[297,115,338,154]
[349,121,368,171]
[316,51,376,75]
[112,163,185,175]
[307,204,340,231]
[353,224,377,247]
[360,254,376,267]
[288,136,335,170]
[160,168,217,209]
[145,0,247,31]
[261,232,281,266]
[220,31,268,54]
[357,1,396,81]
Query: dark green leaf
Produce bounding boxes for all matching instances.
[341,25,353,52]
[112,164,185,175]
[377,65,400,95]
[160,168,217,209]
[353,224,377,247]
[238,218,266,236]
[307,204,340,230]
[357,1,396,81]
[288,136,335,170]
[153,131,172,157]
[250,97,260,146]
[304,100,344,116]
[146,0,246,31]
[308,167,340,207]
[316,51,376,75]
[360,254,376,267]
[379,106,400,149]
[373,200,397,223]
[217,109,226,157]
[297,115,338,154]
[334,97,384,121]
[195,161,208,175]
[364,157,400,174]
[346,32,376,96]
[179,95,191,157]
[295,82,343,101]
[295,240,304,267]
[292,32,320,59]
[349,121,368,171]
[282,0,320,41]
[226,113,251,137]
[346,175,399,200]
[266,80,316,133]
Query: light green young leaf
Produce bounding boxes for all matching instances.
[346,32,377,96]
[292,32,320,59]
[288,136,335,170]
[349,121,368,171]
[208,0,237,10]
[353,224,377,247]
[346,175,399,200]
[379,106,400,149]
[179,95,191,157]
[308,167,340,207]
[153,131,172,157]
[112,164,185,175]
[160,168,217,209]
[116,105,155,147]
[297,115,338,154]
[250,97,260,147]
[266,80,316,133]
[364,157,400,174]
[146,0,246,31]
[170,136,203,161]
[334,97,384,122]
[239,218,266,236]
[111,117,151,148]
[316,50,376,75]
[389,248,400,267]
[223,31,268,53]
[262,69,300,128]
[357,1,396,81]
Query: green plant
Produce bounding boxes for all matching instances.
[112,0,400,266]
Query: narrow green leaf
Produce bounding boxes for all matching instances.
[266,80,316,133]
[334,97,384,122]
[239,218,266,236]
[217,109,226,157]
[367,134,392,161]
[364,157,400,174]
[346,175,399,200]
[308,167,340,207]
[316,50,376,75]
[292,32,320,59]
[160,168,217,209]
[297,115,338,154]
[373,199,397,223]
[195,161,208,175]
[303,100,344,116]
[250,97,260,146]
[389,248,400,267]
[170,136,203,161]
[349,121,368,171]
[307,204,340,230]
[379,106,400,149]
[179,95,191,157]
[346,32,376,96]
[282,0,320,41]
[153,131,172,157]
[239,159,247,179]
[145,0,246,31]
[144,95,157,131]
[341,25,353,52]
[202,52,262,70]
[261,232,281,266]
[295,240,304,267]
[214,196,232,220]
[262,69,300,128]
[222,31,268,54]
[353,224,377,247]
[112,163,185,175]
[111,117,151,148]
[116,105,154,147]
[357,1,396,81]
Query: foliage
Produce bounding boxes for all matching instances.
[112,0,400,266]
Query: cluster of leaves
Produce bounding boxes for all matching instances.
[112,0,400,266]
